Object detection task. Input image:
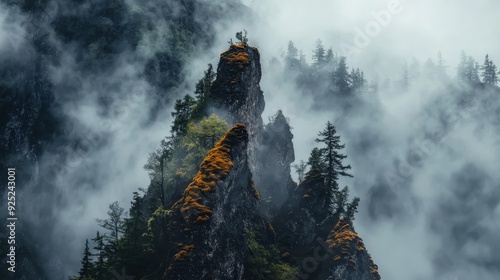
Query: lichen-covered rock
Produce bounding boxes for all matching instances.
[165,124,258,280]
[209,43,265,176]
[324,218,381,280]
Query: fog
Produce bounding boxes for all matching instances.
[2,0,500,279]
[222,1,500,279]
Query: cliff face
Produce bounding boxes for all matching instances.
[161,42,380,280]
[324,218,381,280]
[166,124,258,280]
[257,110,296,211]
[209,43,265,175]
[275,169,332,247]
[209,44,295,212]
[273,170,380,280]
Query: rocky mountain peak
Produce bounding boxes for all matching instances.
[166,124,258,280]
[209,43,265,174]
[325,218,381,280]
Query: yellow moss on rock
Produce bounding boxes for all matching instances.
[174,124,248,224]
[221,47,250,69]
[327,218,380,279]
[327,218,360,250]
[174,244,196,261]
[327,217,362,268]
[233,43,246,49]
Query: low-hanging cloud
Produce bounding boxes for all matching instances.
[193,1,500,280]
[3,0,500,279]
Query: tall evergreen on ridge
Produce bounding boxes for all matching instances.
[315,121,353,212]
[91,231,107,280]
[312,39,327,68]
[481,54,499,85]
[333,56,351,94]
[457,51,480,84]
[194,64,216,100]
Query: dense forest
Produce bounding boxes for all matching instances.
[1,0,500,280]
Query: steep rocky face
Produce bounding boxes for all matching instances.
[323,218,381,280]
[165,124,259,280]
[209,44,297,214]
[274,170,379,280]
[257,110,296,212]
[275,170,333,248]
[209,43,265,175]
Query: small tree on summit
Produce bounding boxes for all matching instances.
[235,29,248,45]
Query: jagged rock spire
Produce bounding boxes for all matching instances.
[208,43,265,175]
[166,124,258,280]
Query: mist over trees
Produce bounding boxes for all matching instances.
[1,1,500,280]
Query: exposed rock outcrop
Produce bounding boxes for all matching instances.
[275,170,380,280]
[324,218,381,280]
[164,42,380,280]
[165,124,258,280]
[256,110,296,211]
[209,43,265,176]
[275,169,333,248]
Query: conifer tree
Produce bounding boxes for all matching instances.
[96,201,126,244]
[350,68,366,91]
[171,94,197,137]
[467,56,480,83]
[325,48,335,64]
[194,64,216,100]
[333,56,351,94]
[79,239,93,279]
[307,148,324,171]
[119,192,147,277]
[345,197,360,220]
[91,231,107,279]
[284,41,300,75]
[312,39,326,67]
[481,54,499,85]
[95,201,126,267]
[457,52,480,83]
[456,51,468,82]
[315,121,353,212]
